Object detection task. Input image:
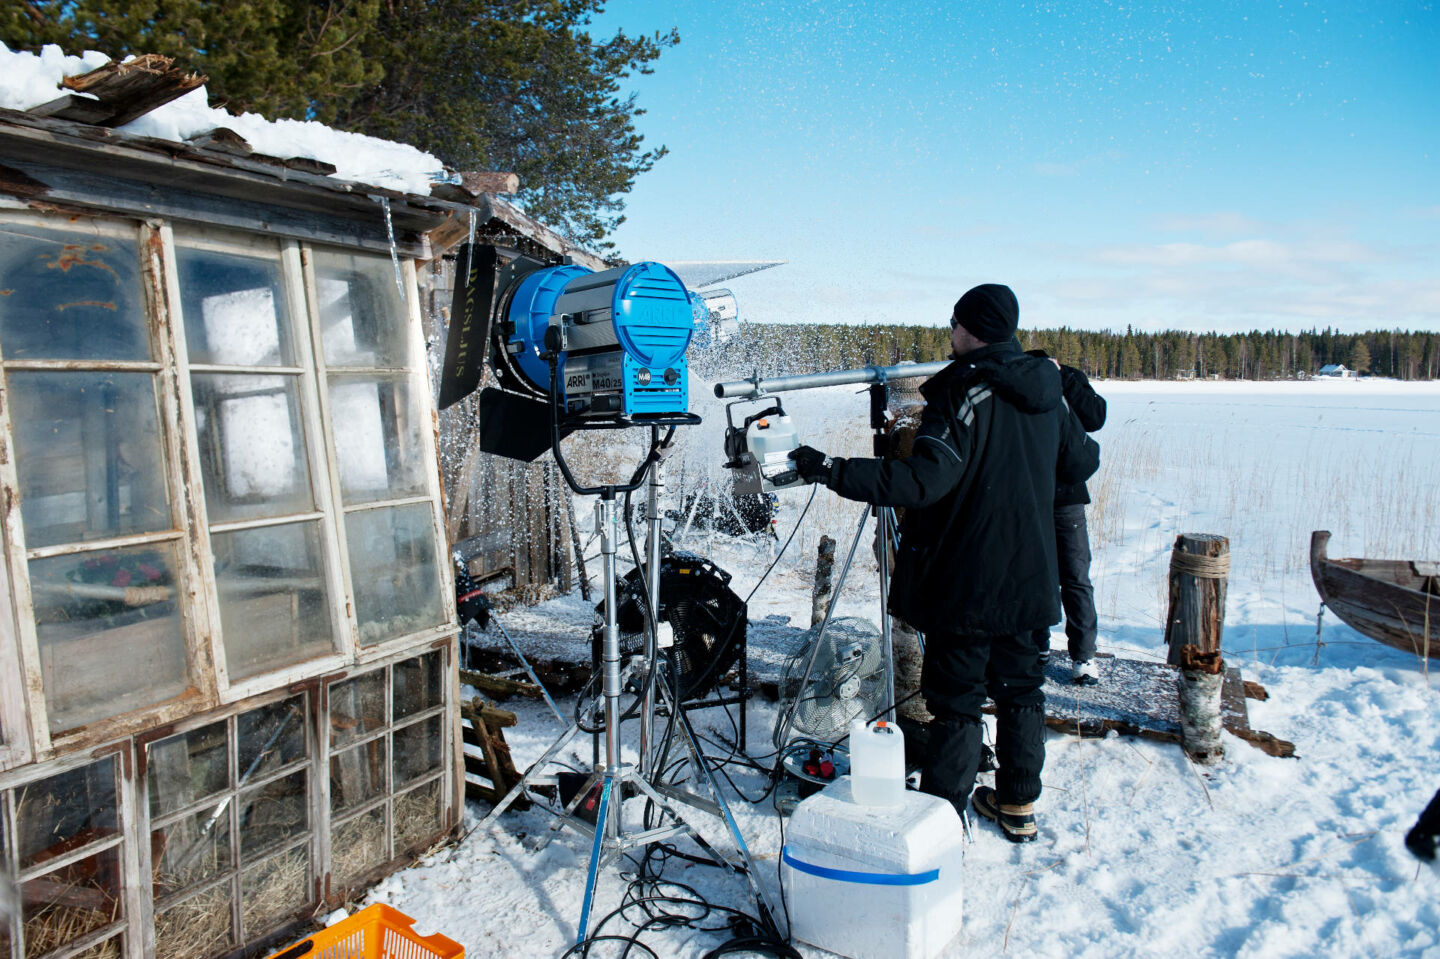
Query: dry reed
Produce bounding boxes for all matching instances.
[154,882,231,959]
[331,808,387,890]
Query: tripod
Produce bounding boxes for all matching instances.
[477,412,774,945]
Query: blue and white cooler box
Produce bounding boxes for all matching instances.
[782,779,964,959]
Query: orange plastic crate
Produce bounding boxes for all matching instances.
[264,904,464,959]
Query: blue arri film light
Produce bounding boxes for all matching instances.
[504,261,694,419]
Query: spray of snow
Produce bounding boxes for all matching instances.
[0,42,443,194]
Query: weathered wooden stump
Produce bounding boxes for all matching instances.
[1178,645,1225,763]
[1164,533,1230,666]
[811,535,836,627]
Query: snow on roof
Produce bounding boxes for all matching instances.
[1318,364,1350,374]
[0,42,443,195]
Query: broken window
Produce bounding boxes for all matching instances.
[143,694,314,959]
[175,233,340,683]
[5,755,127,958]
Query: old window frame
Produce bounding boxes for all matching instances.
[301,251,454,665]
[0,211,457,756]
[157,225,353,703]
[0,213,214,755]
[322,648,453,898]
[0,747,145,959]
[137,689,318,958]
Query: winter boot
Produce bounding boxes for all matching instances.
[971,786,1037,843]
[1072,660,1099,686]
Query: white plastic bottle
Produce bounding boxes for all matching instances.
[848,718,906,807]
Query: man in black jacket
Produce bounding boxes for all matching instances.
[787,284,1099,842]
[1026,350,1107,685]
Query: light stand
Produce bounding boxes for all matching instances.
[476,366,774,947]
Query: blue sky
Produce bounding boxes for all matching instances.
[591,1,1439,333]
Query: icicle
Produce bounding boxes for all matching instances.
[375,196,408,304]
[466,205,477,251]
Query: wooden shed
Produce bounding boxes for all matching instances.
[0,55,598,959]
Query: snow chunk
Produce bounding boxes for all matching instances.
[1,42,444,195]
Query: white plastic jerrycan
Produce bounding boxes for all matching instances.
[848,718,906,807]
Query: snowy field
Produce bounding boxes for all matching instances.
[354,378,1440,958]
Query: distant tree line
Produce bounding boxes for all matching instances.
[703,325,1440,381]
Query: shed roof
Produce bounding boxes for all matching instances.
[0,43,610,269]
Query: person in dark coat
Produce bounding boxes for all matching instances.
[1407,787,1440,861]
[1026,349,1107,685]
[787,283,1099,842]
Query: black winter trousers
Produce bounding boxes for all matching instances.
[919,631,1046,811]
[1032,503,1098,662]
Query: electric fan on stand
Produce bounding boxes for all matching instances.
[771,617,887,812]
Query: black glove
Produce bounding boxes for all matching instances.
[788,445,832,484]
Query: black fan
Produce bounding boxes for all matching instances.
[602,550,747,701]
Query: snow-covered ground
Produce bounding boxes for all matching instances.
[354,378,1440,958]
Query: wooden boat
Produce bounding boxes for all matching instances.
[1310,530,1440,658]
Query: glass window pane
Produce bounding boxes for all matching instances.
[213,522,335,681]
[237,697,307,778]
[175,244,294,367]
[329,740,385,814]
[15,757,118,869]
[331,807,386,891]
[393,652,443,722]
[329,374,427,502]
[0,222,147,361]
[155,882,233,959]
[345,504,444,646]
[192,374,314,523]
[392,715,442,788]
[20,846,123,955]
[313,249,409,368]
[240,845,308,941]
[9,370,171,549]
[150,804,232,897]
[238,770,307,859]
[329,671,385,748]
[30,546,189,733]
[147,721,229,819]
[393,779,443,855]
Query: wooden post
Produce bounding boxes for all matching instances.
[567,491,591,601]
[1164,533,1229,666]
[1177,645,1225,763]
[811,535,836,628]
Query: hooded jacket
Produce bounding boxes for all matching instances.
[1028,354,1107,506]
[826,339,1100,636]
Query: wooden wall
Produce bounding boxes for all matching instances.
[421,256,574,601]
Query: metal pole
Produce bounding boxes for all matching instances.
[639,427,664,775]
[877,505,895,721]
[714,359,950,399]
[598,493,622,808]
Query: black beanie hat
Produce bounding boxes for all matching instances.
[952,284,1019,343]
